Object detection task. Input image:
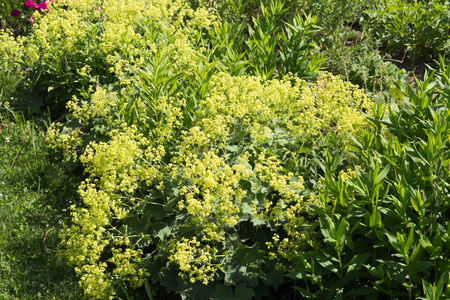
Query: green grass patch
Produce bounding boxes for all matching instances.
[0,109,82,299]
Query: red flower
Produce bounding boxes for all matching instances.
[36,2,49,12]
[23,1,38,9]
[10,9,21,17]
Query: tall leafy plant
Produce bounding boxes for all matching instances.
[289,56,450,298]
[206,0,325,80]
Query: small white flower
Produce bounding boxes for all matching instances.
[5,137,10,143]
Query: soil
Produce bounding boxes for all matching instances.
[388,54,439,89]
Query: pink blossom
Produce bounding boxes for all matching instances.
[28,17,35,23]
[23,1,38,9]
[35,2,49,12]
[10,9,21,17]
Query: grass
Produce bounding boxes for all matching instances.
[0,108,83,299]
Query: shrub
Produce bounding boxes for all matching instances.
[52,66,372,298]
[3,0,374,298]
[289,56,450,298]
[204,0,325,79]
[364,0,450,65]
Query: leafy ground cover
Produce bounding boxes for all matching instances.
[1,0,450,299]
[0,109,83,299]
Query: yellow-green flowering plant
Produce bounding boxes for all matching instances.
[3,0,373,298]
[54,70,372,299]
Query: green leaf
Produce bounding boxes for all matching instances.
[316,256,339,274]
[344,253,371,272]
[369,207,381,229]
[222,243,264,287]
[292,286,316,298]
[14,90,44,114]
[405,227,415,255]
[144,281,154,300]
[335,217,348,246]
[210,285,234,300]
[410,189,423,214]
[234,283,254,300]
[375,164,390,185]
[346,286,377,297]
[152,222,172,240]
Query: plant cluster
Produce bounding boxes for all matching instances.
[2,0,450,299]
[204,0,325,79]
[364,0,450,65]
[289,57,450,299]
[0,0,373,298]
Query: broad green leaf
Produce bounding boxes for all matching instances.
[210,285,234,300]
[234,283,254,300]
[222,243,264,287]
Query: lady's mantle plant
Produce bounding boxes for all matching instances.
[3,0,373,298]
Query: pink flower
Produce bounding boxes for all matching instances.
[10,9,21,17]
[95,7,101,12]
[36,2,49,12]
[23,1,38,8]
[28,17,35,23]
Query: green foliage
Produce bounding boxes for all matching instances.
[308,0,368,38]
[12,1,371,298]
[4,0,450,299]
[326,35,408,102]
[303,0,408,103]
[289,56,450,298]
[205,0,325,79]
[364,0,450,64]
[0,108,82,299]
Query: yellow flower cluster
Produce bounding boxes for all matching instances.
[67,88,112,125]
[0,30,25,72]
[175,148,246,240]
[76,262,113,299]
[80,126,148,194]
[46,123,84,161]
[109,247,149,288]
[0,30,26,98]
[287,72,373,148]
[32,0,375,296]
[168,237,217,285]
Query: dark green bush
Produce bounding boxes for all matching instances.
[289,56,450,299]
[364,0,450,65]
